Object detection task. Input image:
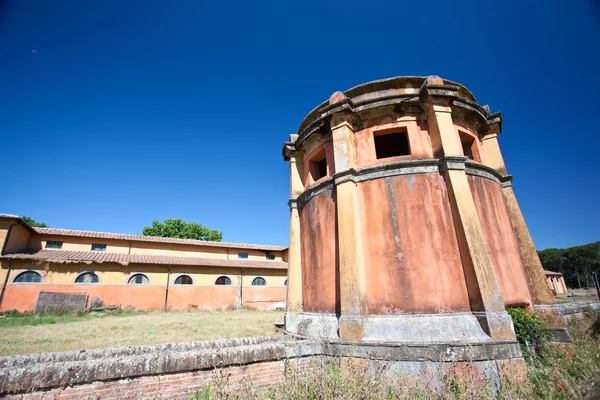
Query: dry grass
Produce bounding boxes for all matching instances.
[555,288,599,304]
[0,309,283,356]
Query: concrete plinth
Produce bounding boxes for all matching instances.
[285,311,520,347]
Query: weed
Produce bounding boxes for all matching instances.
[507,307,552,363]
[187,310,600,399]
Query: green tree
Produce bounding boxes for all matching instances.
[21,215,47,228]
[538,241,600,288]
[142,219,223,242]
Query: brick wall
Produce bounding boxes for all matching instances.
[0,333,524,399]
[0,337,320,399]
[3,360,287,400]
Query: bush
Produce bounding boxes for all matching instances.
[184,312,600,400]
[90,296,103,308]
[507,307,552,363]
[586,308,600,338]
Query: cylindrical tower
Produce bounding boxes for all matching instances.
[283,76,553,348]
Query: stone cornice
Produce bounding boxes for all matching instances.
[295,94,418,148]
[296,178,335,209]
[465,160,505,184]
[439,156,468,172]
[295,159,510,208]
[333,159,440,185]
[291,93,501,153]
[282,134,299,161]
[419,84,460,102]
[500,174,513,188]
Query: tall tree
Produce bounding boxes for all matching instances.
[142,219,223,242]
[21,215,47,228]
[538,241,600,288]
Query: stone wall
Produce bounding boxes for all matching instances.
[0,336,319,399]
[537,301,600,322]
[0,335,526,399]
[3,361,288,400]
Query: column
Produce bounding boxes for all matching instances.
[329,92,368,341]
[481,133,554,305]
[421,77,515,340]
[286,155,304,313]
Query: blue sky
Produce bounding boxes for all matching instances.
[1,1,599,249]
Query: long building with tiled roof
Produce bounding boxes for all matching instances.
[0,214,288,312]
[33,227,288,252]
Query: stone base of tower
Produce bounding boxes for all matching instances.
[284,310,525,391]
[285,311,515,344]
[339,356,528,395]
[283,328,526,395]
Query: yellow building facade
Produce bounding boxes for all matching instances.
[545,270,568,296]
[0,214,288,311]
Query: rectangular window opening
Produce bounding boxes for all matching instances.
[462,141,474,160]
[374,131,410,159]
[310,154,328,181]
[238,252,249,259]
[266,252,275,260]
[459,131,478,161]
[91,244,106,252]
[45,241,63,249]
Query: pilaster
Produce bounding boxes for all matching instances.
[286,154,304,313]
[421,76,515,340]
[329,93,368,341]
[481,134,507,175]
[501,180,555,305]
[482,133,554,305]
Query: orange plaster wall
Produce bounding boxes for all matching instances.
[299,187,338,314]
[1,284,240,312]
[165,286,238,310]
[354,120,433,168]
[468,175,533,307]
[358,173,471,314]
[242,287,286,310]
[455,127,486,165]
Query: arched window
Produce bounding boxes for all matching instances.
[174,275,193,285]
[13,271,42,283]
[75,272,99,284]
[128,274,149,284]
[215,276,231,285]
[252,277,266,286]
[284,279,287,286]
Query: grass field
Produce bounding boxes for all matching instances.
[555,288,599,304]
[0,309,284,356]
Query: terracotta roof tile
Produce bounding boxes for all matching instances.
[0,214,20,219]
[543,270,563,276]
[1,249,288,270]
[34,228,288,251]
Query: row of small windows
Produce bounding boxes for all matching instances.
[175,275,267,286]
[308,130,480,181]
[45,242,277,260]
[45,241,106,252]
[238,252,275,260]
[12,271,284,286]
[309,131,411,181]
